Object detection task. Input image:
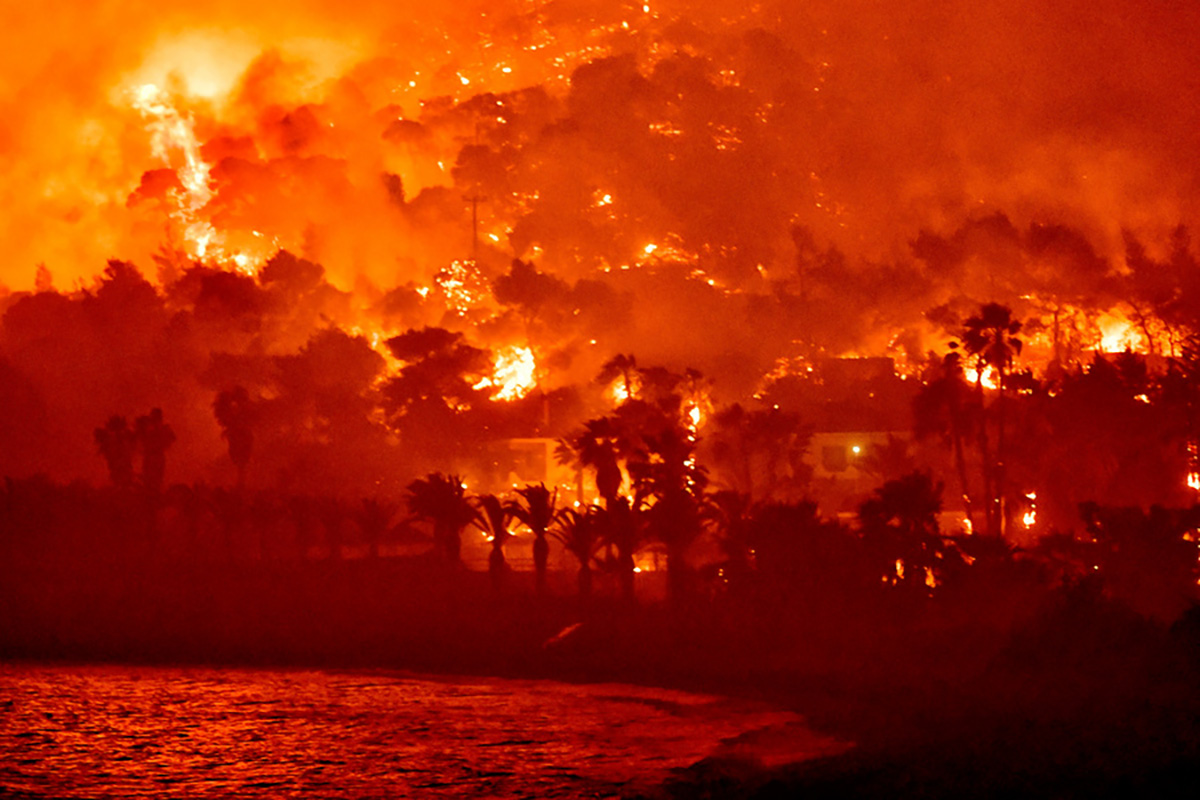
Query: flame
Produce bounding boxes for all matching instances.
[1096,311,1146,353]
[475,345,537,401]
[964,365,999,390]
[130,84,269,274]
[1023,491,1037,528]
[924,566,938,589]
[131,83,213,256]
[608,374,640,404]
[491,346,537,401]
[435,260,492,314]
[1188,472,1200,491]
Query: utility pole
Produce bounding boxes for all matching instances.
[463,193,487,261]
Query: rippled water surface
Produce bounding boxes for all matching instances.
[0,663,841,798]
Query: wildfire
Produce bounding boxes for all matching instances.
[474,345,537,401]
[1023,491,1038,528]
[492,346,537,401]
[129,84,270,274]
[1096,311,1146,353]
[131,84,214,258]
[608,374,641,404]
[435,260,493,314]
[964,365,1000,390]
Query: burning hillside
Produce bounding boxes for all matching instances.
[1,0,1199,502]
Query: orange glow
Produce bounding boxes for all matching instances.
[1096,311,1146,353]
[609,377,639,404]
[131,84,216,260]
[964,365,999,391]
[924,566,938,589]
[1023,491,1037,528]
[475,345,537,401]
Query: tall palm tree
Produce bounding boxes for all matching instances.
[472,493,515,593]
[406,472,476,566]
[565,417,625,507]
[598,353,639,400]
[629,426,708,604]
[552,506,604,600]
[913,348,979,535]
[602,495,640,603]
[213,386,254,490]
[858,471,947,591]
[961,303,1023,536]
[509,482,557,596]
[95,415,136,488]
[134,408,175,494]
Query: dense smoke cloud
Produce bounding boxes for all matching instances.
[1,0,1199,490]
[1,0,1197,291]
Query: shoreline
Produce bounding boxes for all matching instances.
[4,558,1200,797]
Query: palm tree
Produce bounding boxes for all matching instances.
[509,483,557,596]
[858,471,947,591]
[914,348,980,535]
[629,425,708,604]
[565,417,625,507]
[406,472,476,566]
[598,353,638,400]
[213,386,254,490]
[552,506,604,600]
[961,303,1024,536]
[472,493,515,593]
[134,408,175,494]
[95,415,136,488]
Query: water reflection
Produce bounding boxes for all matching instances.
[0,664,842,798]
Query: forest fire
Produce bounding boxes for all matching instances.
[3,1,1200,797]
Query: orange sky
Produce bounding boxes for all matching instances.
[1,0,1198,292]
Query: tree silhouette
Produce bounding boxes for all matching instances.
[602,495,640,603]
[94,415,136,488]
[509,482,557,596]
[552,505,604,601]
[858,471,948,591]
[472,493,515,593]
[598,353,638,400]
[961,302,1024,536]
[633,422,709,593]
[134,408,175,494]
[214,386,254,489]
[382,327,494,467]
[707,404,812,500]
[914,348,980,534]
[406,472,475,566]
[564,416,625,507]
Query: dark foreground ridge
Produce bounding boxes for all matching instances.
[3,552,1199,798]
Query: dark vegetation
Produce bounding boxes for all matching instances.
[3,292,1200,795]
